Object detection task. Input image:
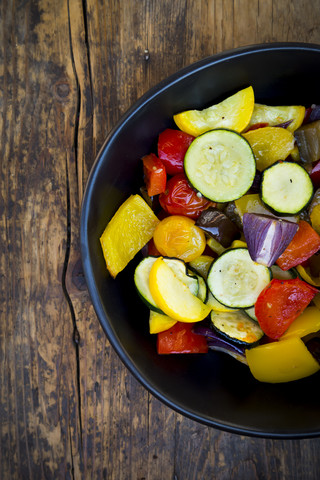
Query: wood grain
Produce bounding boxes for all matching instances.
[1,0,320,478]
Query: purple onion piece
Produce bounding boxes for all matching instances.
[274,119,293,129]
[243,213,299,267]
[193,326,247,365]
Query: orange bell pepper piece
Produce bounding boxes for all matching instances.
[276,220,320,271]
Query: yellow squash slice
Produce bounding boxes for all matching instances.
[173,86,254,136]
[243,126,295,171]
[100,194,159,278]
[149,257,211,322]
[247,103,305,133]
[149,310,177,334]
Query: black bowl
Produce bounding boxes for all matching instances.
[81,43,320,439]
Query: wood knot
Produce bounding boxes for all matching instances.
[54,81,71,101]
[72,258,87,291]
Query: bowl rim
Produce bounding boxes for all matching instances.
[80,42,320,439]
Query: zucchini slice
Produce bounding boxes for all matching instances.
[261,161,313,215]
[245,306,258,322]
[211,310,264,346]
[134,256,199,312]
[271,264,297,280]
[207,248,271,308]
[184,129,256,202]
[191,272,208,303]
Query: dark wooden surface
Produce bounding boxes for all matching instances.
[1,1,320,478]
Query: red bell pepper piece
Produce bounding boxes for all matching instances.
[276,220,320,271]
[245,122,269,132]
[255,278,318,340]
[142,153,167,197]
[158,129,195,175]
[157,322,208,354]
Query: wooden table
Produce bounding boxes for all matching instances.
[1,1,320,478]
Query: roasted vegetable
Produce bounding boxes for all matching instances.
[174,86,254,136]
[157,322,208,354]
[100,195,160,278]
[243,213,299,266]
[276,220,320,270]
[193,325,247,364]
[294,119,320,164]
[247,103,305,132]
[261,161,313,215]
[196,207,240,247]
[245,337,320,383]
[243,126,295,171]
[207,248,271,309]
[184,129,256,202]
[255,278,318,339]
[210,310,264,346]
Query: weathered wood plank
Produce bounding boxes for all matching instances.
[0,0,83,477]
[1,0,320,479]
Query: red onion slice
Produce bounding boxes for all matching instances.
[243,213,299,267]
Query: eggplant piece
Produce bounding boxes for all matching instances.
[294,119,320,164]
[196,207,240,247]
[243,213,299,267]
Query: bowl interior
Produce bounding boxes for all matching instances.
[81,43,320,438]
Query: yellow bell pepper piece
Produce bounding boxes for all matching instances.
[188,255,214,279]
[173,86,254,136]
[247,103,305,133]
[149,310,177,334]
[234,193,299,223]
[280,306,320,340]
[243,126,295,171]
[100,195,159,278]
[206,237,226,256]
[245,337,320,383]
[149,257,211,322]
[296,265,320,287]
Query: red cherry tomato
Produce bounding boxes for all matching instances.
[158,129,195,175]
[159,173,213,219]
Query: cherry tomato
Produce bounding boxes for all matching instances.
[158,129,195,175]
[142,153,166,197]
[159,173,213,219]
[153,215,206,262]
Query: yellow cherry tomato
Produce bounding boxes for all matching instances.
[153,215,206,262]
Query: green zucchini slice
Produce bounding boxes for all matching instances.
[184,129,256,202]
[244,306,258,322]
[134,256,199,312]
[210,310,264,346]
[207,248,271,309]
[261,161,313,215]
